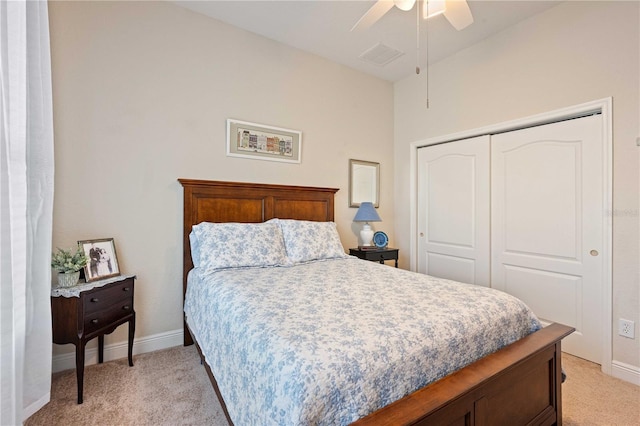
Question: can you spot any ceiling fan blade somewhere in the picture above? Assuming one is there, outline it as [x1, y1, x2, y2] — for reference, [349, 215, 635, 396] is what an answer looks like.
[443, 0, 474, 30]
[423, 0, 446, 19]
[350, 1, 395, 32]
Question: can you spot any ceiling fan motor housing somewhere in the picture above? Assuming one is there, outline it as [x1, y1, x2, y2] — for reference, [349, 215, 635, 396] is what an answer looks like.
[394, 0, 416, 12]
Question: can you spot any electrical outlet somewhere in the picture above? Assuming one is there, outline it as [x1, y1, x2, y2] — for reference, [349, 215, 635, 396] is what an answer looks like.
[619, 319, 635, 339]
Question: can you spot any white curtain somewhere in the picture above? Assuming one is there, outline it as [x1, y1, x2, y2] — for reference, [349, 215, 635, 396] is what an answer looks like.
[0, 0, 55, 423]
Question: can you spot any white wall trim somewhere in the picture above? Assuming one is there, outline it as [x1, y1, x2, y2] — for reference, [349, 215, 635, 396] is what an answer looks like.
[408, 144, 418, 272]
[611, 360, 640, 386]
[52, 329, 183, 373]
[409, 97, 614, 377]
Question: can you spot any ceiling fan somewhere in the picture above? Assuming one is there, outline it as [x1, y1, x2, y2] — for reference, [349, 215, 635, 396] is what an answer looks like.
[351, 0, 474, 32]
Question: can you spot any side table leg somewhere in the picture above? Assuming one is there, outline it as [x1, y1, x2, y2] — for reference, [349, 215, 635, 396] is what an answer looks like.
[98, 335, 104, 363]
[128, 313, 136, 367]
[75, 343, 85, 404]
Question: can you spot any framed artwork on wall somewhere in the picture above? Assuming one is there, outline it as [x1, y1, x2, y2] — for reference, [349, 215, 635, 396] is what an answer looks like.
[349, 159, 380, 207]
[226, 119, 302, 164]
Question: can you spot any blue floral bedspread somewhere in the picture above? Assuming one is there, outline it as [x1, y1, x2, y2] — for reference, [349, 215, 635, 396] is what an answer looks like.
[184, 257, 541, 425]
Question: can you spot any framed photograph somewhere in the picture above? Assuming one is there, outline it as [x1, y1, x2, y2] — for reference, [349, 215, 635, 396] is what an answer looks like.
[78, 238, 120, 282]
[226, 119, 302, 164]
[349, 159, 380, 207]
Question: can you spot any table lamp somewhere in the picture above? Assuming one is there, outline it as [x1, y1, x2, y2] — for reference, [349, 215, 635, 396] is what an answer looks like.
[353, 202, 382, 247]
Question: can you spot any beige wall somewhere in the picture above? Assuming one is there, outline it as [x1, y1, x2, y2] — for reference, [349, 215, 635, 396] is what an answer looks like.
[48, 1, 394, 357]
[394, 1, 639, 369]
[49, 0, 639, 376]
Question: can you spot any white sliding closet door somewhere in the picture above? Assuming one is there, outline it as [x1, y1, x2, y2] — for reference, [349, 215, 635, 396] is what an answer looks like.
[491, 115, 604, 363]
[417, 136, 490, 286]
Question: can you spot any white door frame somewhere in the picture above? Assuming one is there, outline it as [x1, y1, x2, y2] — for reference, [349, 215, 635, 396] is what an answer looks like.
[408, 97, 613, 375]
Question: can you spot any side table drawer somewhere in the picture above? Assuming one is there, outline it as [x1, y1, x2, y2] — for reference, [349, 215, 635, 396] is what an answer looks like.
[349, 248, 399, 267]
[84, 299, 134, 335]
[371, 251, 397, 261]
[84, 279, 134, 315]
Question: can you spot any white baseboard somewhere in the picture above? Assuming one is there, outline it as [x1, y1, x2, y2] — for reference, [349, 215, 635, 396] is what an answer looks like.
[52, 328, 183, 373]
[611, 360, 640, 386]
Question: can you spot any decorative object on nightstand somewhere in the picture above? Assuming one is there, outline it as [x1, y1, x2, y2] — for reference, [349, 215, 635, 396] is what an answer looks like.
[353, 201, 382, 247]
[51, 274, 136, 404]
[373, 231, 389, 248]
[78, 238, 121, 283]
[349, 247, 399, 267]
[51, 247, 88, 288]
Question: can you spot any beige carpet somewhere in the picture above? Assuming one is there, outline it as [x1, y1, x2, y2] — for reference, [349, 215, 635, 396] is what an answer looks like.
[562, 354, 640, 425]
[26, 346, 639, 425]
[25, 345, 225, 426]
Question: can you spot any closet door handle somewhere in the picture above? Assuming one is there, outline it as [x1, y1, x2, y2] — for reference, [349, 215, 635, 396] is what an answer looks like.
[590, 250, 599, 256]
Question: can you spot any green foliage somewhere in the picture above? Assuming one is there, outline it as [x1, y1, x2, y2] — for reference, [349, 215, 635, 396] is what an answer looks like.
[51, 247, 88, 273]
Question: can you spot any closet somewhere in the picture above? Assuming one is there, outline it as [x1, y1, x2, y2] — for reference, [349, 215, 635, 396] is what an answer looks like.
[417, 114, 605, 364]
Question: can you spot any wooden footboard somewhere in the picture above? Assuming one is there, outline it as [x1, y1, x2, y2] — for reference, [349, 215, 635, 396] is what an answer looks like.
[353, 323, 574, 426]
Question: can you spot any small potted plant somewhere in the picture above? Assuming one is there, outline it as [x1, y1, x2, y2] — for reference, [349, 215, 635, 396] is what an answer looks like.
[51, 247, 88, 288]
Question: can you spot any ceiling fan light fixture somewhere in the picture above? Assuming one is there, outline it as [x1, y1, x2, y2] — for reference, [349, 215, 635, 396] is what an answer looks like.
[423, 0, 446, 19]
[394, 0, 417, 12]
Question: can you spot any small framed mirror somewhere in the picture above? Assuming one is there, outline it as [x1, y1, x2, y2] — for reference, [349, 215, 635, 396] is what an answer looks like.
[349, 159, 380, 208]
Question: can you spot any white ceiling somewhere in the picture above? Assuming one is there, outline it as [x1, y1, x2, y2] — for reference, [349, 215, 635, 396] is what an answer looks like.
[175, 0, 562, 82]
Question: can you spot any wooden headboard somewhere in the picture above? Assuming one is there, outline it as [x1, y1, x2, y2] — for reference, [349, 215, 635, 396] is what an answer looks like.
[178, 179, 339, 345]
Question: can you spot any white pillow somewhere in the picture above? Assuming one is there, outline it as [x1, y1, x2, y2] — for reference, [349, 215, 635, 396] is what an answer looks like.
[189, 231, 201, 268]
[276, 219, 348, 264]
[190, 221, 288, 274]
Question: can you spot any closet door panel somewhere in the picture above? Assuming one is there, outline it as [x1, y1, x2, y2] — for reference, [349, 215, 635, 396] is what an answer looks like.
[491, 115, 604, 363]
[417, 136, 490, 287]
[501, 142, 579, 258]
[502, 265, 582, 330]
[426, 253, 476, 284]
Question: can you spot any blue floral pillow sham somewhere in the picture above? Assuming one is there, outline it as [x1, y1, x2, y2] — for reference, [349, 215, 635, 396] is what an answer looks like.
[191, 222, 288, 274]
[276, 219, 348, 264]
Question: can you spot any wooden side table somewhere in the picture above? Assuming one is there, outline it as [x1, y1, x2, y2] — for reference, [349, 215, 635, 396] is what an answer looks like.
[51, 274, 136, 404]
[349, 247, 399, 267]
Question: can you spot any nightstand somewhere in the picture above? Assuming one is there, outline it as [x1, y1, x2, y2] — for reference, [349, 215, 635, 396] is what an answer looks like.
[349, 247, 399, 267]
[51, 274, 136, 404]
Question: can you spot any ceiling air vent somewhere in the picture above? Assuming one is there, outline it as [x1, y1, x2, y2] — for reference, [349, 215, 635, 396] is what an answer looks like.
[359, 43, 404, 67]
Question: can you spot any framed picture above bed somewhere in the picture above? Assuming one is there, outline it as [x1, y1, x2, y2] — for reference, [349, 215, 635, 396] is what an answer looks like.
[349, 159, 380, 207]
[78, 238, 120, 282]
[226, 119, 302, 164]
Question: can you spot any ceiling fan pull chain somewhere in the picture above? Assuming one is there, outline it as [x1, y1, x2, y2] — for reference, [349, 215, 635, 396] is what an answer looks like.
[416, 1, 421, 75]
[425, 0, 430, 108]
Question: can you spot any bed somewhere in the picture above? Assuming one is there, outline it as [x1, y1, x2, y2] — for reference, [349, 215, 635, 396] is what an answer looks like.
[179, 178, 574, 426]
